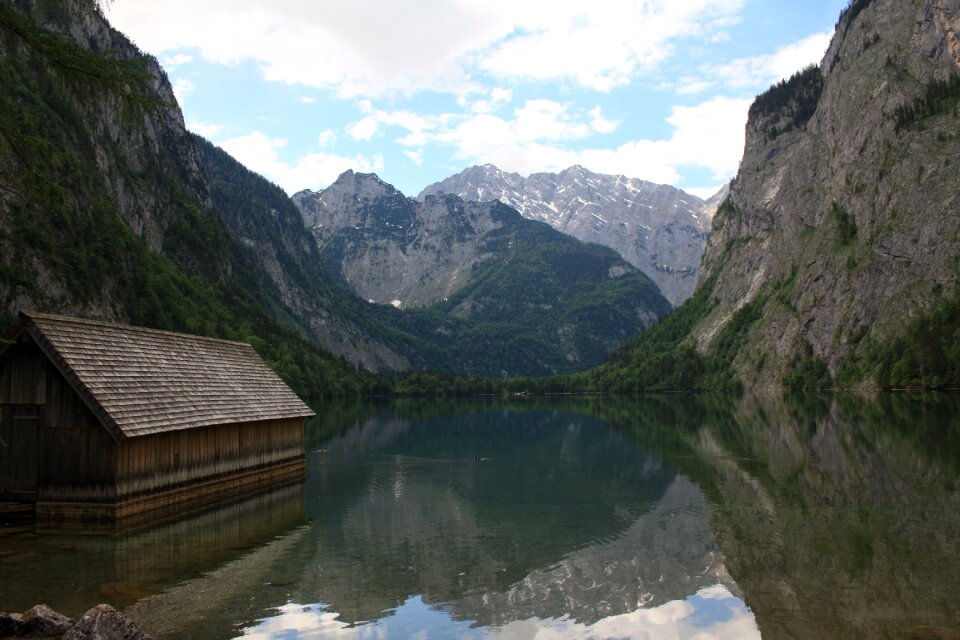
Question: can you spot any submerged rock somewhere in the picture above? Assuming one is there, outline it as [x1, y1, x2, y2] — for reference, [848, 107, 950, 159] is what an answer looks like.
[62, 605, 153, 640]
[0, 605, 151, 640]
[22, 604, 74, 636]
[0, 612, 24, 636]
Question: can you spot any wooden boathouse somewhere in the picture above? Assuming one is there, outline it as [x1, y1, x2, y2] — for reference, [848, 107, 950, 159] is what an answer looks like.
[0, 311, 315, 520]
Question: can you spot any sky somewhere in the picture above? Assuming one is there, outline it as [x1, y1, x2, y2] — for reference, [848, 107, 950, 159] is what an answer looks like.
[106, 1, 848, 199]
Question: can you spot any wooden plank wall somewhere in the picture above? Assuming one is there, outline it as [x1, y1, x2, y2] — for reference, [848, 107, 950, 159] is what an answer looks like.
[0, 342, 46, 498]
[36, 360, 117, 502]
[0, 340, 47, 404]
[114, 418, 305, 499]
[0, 405, 40, 497]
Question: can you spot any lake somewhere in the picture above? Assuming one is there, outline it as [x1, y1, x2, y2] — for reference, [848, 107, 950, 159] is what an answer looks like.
[1, 393, 958, 639]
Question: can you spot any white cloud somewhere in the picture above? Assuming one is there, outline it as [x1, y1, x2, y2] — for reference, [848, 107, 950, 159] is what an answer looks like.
[685, 183, 726, 200]
[663, 95, 750, 179]
[300, 96, 316, 104]
[480, 0, 748, 91]
[161, 53, 193, 69]
[512, 100, 590, 141]
[107, 0, 748, 98]
[186, 118, 223, 139]
[317, 129, 337, 148]
[676, 76, 716, 95]
[345, 116, 380, 141]
[589, 106, 621, 134]
[469, 87, 513, 114]
[218, 131, 383, 193]
[382, 95, 749, 186]
[711, 30, 833, 90]
[172, 78, 195, 101]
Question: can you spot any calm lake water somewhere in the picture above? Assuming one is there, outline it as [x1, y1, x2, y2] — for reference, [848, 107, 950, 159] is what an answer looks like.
[1, 394, 959, 639]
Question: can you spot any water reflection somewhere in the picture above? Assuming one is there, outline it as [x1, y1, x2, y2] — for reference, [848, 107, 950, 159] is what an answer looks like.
[0, 483, 306, 617]
[235, 406, 752, 638]
[601, 392, 960, 639]
[2, 394, 958, 639]
[239, 585, 756, 639]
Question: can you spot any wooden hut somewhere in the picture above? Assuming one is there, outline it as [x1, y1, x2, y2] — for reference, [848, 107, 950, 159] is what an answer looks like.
[0, 311, 315, 520]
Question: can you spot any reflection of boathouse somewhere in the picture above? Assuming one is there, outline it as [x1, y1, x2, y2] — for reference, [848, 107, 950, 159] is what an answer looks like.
[0, 311, 314, 520]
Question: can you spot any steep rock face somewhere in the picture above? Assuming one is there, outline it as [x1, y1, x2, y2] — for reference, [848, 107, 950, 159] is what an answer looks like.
[694, 0, 960, 387]
[420, 164, 718, 307]
[0, 0, 209, 321]
[295, 171, 511, 308]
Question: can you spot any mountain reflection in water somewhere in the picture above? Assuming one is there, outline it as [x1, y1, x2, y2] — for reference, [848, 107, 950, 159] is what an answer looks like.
[2, 394, 958, 639]
[234, 405, 756, 639]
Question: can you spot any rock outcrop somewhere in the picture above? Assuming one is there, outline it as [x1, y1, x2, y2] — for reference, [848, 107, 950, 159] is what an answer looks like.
[0, 604, 151, 640]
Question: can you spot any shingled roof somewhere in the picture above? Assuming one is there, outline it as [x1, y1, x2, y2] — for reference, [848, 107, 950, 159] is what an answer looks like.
[15, 311, 315, 441]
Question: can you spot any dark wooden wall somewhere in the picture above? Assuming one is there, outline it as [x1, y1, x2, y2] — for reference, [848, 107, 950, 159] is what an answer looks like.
[0, 340, 47, 498]
[0, 339, 47, 404]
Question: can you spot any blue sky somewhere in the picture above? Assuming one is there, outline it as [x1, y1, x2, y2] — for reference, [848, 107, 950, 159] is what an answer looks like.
[107, 1, 847, 199]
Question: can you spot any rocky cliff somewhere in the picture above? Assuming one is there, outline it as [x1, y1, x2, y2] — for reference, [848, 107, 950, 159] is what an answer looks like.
[295, 171, 515, 308]
[601, 0, 960, 390]
[420, 164, 718, 307]
[703, 0, 960, 388]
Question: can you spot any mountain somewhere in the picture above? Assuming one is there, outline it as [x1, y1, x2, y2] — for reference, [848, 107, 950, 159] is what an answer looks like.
[294, 172, 672, 376]
[591, 0, 960, 391]
[0, 1, 672, 383]
[0, 0, 421, 392]
[419, 164, 719, 307]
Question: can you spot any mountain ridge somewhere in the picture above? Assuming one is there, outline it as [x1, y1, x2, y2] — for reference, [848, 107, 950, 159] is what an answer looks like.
[420, 164, 721, 307]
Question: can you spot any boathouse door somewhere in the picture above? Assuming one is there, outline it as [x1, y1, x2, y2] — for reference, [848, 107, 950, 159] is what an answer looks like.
[0, 405, 41, 500]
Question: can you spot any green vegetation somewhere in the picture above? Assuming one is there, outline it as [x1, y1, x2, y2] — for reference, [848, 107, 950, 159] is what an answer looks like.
[750, 65, 823, 140]
[836, 0, 875, 32]
[837, 285, 960, 389]
[783, 342, 833, 390]
[893, 74, 960, 132]
[580, 273, 730, 392]
[0, 3, 157, 111]
[422, 217, 671, 377]
[830, 202, 858, 247]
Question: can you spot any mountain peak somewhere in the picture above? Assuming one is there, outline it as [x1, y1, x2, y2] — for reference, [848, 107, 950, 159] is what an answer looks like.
[563, 164, 590, 176]
[326, 169, 404, 201]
